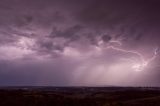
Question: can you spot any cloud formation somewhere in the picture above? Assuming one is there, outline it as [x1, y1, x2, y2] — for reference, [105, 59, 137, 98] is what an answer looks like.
[0, 0, 160, 86]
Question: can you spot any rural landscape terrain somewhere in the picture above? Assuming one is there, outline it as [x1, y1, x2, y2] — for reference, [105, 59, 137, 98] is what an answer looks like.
[0, 87, 160, 106]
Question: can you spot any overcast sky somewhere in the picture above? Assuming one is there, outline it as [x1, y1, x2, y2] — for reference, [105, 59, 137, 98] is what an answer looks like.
[0, 0, 160, 86]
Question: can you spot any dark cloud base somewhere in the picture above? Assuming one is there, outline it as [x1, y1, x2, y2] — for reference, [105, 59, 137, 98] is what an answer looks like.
[0, 0, 160, 86]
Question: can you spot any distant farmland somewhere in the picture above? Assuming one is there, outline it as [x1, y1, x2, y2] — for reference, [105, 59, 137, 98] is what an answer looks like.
[0, 87, 160, 106]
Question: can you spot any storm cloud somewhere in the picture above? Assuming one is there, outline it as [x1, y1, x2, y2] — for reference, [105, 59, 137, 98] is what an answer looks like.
[0, 0, 160, 86]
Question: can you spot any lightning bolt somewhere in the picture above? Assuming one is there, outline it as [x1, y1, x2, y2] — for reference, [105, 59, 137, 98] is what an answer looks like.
[97, 40, 159, 71]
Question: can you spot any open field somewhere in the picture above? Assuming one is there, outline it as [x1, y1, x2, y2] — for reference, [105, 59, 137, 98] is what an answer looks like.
[0, 87, 160, 106]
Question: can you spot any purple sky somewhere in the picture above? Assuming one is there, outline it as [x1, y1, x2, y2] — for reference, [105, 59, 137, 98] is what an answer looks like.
[0, 0, 160, 86]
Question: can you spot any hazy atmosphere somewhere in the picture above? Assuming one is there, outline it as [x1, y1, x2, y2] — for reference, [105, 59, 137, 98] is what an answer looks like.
[0, 0, 160, 86]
